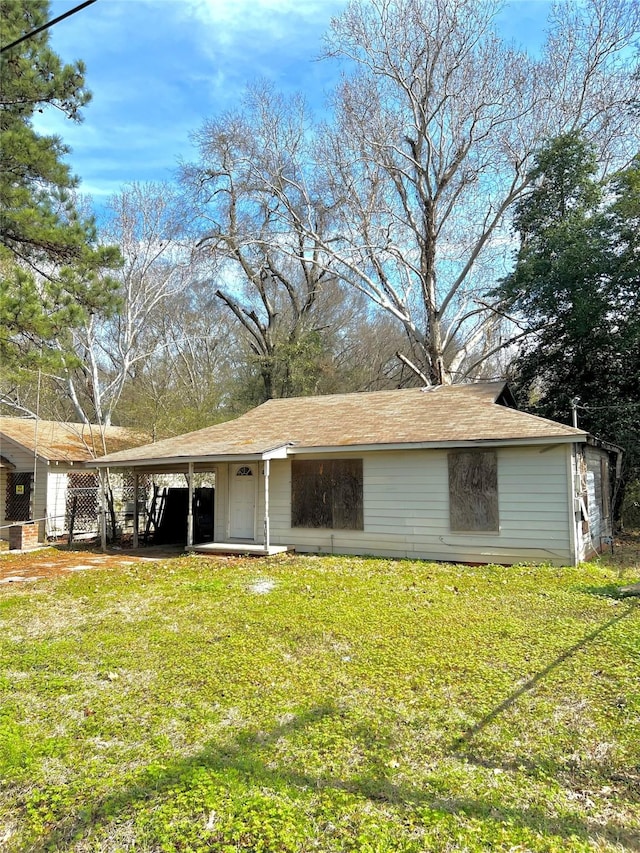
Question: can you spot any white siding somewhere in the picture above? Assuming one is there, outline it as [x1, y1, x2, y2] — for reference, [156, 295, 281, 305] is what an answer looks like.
[0, 437, 48, 541]
[0, 434, 108, 542]
[214, 465, 229, 542]
[265, 445, 574, 566]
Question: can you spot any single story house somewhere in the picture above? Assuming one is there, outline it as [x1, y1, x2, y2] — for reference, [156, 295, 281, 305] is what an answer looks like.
[93, 382, 619, 566]
[0, 418, 146, 544]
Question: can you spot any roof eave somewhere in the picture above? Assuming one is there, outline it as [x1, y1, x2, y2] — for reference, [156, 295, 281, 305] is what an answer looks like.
[586, 435, 624, 455]
[0, 431, 58, 463]
[286, 435, 587, 454]
[89, 443, 290, 469]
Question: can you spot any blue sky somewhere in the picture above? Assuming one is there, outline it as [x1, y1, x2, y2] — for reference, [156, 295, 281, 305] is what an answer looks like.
[37, 0, 553, 201]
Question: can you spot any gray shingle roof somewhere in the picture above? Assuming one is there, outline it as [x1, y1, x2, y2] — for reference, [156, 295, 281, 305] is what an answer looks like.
[95, 382, 585, 467]
[0, 419, 148, 463]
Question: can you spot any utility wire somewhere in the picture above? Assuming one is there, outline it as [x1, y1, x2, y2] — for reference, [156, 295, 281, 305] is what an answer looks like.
[578, 402, 640, 411]
[1, 0, 98, 54]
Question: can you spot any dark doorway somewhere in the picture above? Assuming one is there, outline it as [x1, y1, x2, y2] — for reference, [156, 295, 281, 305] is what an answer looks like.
[154, 487, 214, 545]
[6, 472, 32, 521]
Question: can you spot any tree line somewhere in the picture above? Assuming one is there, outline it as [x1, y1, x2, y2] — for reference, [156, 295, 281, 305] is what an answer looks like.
[1, 0, 639, 493]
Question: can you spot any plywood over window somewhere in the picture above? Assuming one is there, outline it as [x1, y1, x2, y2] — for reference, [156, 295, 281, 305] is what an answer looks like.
[292, 459, 363, 530]
[448, 450, 499, 532]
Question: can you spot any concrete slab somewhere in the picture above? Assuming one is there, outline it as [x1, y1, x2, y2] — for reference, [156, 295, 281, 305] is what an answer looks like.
[0, 576, 42, 584]
[189, 542, 290, 556]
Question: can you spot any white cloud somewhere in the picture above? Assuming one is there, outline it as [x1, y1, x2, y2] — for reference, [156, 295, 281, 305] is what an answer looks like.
[178, 0, 341, 31]
[174, 0, 344, 64]
[34, 0, 551, 203]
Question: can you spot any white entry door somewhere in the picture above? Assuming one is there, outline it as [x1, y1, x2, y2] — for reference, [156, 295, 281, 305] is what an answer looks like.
[229, 465, 256, 539]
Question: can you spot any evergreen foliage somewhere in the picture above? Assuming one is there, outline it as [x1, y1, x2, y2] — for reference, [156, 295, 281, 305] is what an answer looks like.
[499, 134, 640, 496]
[0, 0, 120, 379]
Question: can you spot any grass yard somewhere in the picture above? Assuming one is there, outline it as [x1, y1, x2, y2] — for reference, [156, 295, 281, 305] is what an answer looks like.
[0, 549, 638, 852]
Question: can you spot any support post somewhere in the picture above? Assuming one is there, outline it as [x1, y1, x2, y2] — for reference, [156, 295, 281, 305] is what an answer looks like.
[263, 459, 270, 552]
[99, 468, 107, 552]
[187, 462, 194, 548]
[132, 472, 139, 549]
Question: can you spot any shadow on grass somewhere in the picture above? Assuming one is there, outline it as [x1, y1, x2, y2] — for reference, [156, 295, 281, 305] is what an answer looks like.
[447, 600, 639, 848]
[36, 688, 639, 852]
[576, 580, 640, 599]
[576, 583, 628, 599]
[452, 600, 638, 750]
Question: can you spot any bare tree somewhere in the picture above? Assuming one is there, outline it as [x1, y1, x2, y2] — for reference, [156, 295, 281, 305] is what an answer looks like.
[115, 279, 238, 436]
[182, 83, 357, 401]
[57, 182, 196, 427]
[264, 0, 639, 385]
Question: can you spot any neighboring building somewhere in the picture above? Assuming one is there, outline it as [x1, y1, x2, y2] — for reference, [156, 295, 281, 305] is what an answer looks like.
[0, 418, 146, 544]
[93, 383, 619, 566]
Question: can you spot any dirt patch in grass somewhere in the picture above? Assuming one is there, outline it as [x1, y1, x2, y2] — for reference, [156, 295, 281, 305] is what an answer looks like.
[0, 545, 184, 583]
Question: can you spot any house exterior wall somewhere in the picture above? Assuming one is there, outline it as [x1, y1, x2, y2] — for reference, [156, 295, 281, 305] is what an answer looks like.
[257, 444, 574, 566]
[0, 437, 49, 542]
[0, 434, 111, 543]
[215, 465, 230, 542]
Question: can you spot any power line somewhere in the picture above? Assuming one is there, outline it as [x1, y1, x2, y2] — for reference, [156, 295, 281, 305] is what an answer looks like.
[1, 0, 98, 55]
[579, 402, 640, 412]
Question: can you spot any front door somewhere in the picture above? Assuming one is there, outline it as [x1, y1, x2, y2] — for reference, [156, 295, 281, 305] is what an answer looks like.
[229, 465, 255, 539]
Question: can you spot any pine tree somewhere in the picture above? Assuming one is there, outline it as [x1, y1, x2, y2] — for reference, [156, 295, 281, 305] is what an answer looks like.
[0, 0, 119, 379]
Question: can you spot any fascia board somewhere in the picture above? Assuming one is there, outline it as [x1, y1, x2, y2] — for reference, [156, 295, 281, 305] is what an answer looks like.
[285, 435, 587, 455]
[89, 445, 291, 470]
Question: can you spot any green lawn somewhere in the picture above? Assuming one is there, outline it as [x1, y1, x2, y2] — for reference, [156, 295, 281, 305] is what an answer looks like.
[1, 551, 638, 852]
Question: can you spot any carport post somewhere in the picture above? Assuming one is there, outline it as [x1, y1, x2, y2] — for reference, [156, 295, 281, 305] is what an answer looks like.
[132, 472, 139, 549]
[99, 468, 107, 552]
[187, 462, 194, 548]
[263, 459, 270, 551]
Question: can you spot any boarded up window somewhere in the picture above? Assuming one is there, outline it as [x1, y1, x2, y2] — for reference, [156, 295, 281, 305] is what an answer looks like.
[292, 459, 363, 530]
[448, 451, 499, 532]
[6, 472, 32, 521]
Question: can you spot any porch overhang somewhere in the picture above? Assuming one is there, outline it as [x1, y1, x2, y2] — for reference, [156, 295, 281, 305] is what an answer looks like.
[88, 443, 291, 472]
[91, 444, 290, 554]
